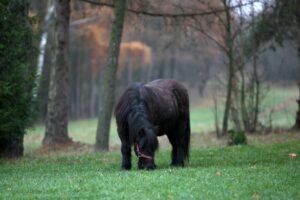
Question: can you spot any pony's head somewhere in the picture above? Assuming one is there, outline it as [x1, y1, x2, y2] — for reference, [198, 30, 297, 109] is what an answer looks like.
[134, 127, 159, 170]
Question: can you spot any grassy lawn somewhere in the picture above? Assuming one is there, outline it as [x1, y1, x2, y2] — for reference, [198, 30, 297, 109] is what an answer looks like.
[3, 86, 300, 199]
[1, 141, 299, 199]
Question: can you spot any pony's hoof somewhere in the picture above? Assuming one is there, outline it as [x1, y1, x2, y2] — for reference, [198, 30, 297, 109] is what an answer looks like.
[138, 163, 156, 170]
[138, 158, 156, 170]
[146, 164, 156, 170]
[171, 162, 184, 167]
[121, 164, 131, 170]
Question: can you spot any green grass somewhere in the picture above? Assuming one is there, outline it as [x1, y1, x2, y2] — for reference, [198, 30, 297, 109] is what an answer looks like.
[4, 86, 298, 199]
[1, 141, 299, 199]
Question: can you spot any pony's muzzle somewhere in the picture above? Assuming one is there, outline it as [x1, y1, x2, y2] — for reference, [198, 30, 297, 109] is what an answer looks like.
[138, 159, 156, 170]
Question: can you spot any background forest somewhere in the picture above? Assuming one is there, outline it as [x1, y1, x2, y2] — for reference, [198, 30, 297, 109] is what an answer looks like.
[35, 0, 299, 122]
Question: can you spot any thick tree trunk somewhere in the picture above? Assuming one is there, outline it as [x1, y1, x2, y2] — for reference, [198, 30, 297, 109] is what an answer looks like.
[95, 0, 127, 151]
[43, 0, 72, 146]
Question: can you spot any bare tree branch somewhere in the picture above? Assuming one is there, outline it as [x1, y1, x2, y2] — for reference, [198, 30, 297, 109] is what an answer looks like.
[77, 0, 261, 18]
[70, 15, 101, 28]
[189, 16, 229, 54]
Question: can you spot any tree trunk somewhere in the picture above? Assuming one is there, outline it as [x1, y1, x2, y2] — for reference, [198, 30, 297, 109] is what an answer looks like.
[43, 0, 72, 146]
[95, 0, 127, 151]
[252, 51, 260, 132]
[293, 45, 300, 129]
[294, 81, 300, 129]
[36, 1, 54, 122]
[221, 0, 234, 136]
[36, 0, 54, 88]
[240, 57, 248, 130]
[88, 61, 93, 118]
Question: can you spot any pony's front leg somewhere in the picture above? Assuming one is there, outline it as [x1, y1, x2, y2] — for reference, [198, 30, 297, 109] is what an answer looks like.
[121, 141, 132, 170]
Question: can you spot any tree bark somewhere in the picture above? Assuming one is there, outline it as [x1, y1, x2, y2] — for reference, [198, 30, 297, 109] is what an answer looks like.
[293, 45, 300, 129]
[95, 0, 127, 151]
[36, 0, 54, 87]
[43, 0, 72, 146]
[252, 51, 260, 132]
[221, 0, 234, 136]
[294, 81, 300, 129]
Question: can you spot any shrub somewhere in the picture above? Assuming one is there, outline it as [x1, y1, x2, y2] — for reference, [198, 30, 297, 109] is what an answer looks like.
[227, 129, 247, 145]
[0, 0, 36, 158]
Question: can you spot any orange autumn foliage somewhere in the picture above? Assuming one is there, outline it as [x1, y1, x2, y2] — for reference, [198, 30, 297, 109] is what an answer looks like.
[71, 5, 152, 77]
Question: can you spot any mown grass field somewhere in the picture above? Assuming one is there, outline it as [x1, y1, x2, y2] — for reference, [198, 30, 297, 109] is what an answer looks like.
[1, 142, 299, 199]
[1, 86, 299, 199]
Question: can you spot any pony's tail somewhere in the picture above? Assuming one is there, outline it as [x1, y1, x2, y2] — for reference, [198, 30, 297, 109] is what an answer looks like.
[184, 114, 191, 161]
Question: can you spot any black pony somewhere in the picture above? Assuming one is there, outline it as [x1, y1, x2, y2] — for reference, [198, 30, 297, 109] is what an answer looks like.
[115, 79, 190, 170]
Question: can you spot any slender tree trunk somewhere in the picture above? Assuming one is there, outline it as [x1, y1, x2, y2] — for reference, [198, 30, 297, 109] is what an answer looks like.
[169, 49, 176, 79]
[240, 59, 248, 130]
[36, 0, 54, 87]
[43, 0, 72, 146]
[213, 95, 221, 137]
[252, 51, 260, 132]
[95, 0, 127, 151]
[88, 63, 93, 118]
[294, 81, 300, 129]
[35, 1, 54, 122]
[221, 0, 234, 136]
[293, 44, 300, 129]
[95, 70, 102, 118]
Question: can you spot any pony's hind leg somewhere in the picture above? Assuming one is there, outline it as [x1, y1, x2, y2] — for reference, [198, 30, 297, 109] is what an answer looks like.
[168, 122, 187, 167]
[167, 132, 184, 167]
[174, 141, 185, 167]
[121, 140, 132, 170]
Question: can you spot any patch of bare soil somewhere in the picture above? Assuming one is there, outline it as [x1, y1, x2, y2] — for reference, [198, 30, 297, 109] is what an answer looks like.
[31, 142, 94, 157]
